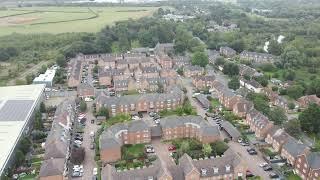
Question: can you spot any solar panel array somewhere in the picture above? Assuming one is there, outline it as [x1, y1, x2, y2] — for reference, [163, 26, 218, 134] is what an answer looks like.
[0, 100, 34, 122]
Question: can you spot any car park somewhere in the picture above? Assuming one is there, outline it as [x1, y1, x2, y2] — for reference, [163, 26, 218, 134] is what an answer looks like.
[74, 136, 83, 141]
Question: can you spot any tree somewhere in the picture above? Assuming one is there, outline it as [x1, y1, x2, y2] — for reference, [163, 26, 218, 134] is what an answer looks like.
[211, 141, 228, 156]
[71, 147, 85, 164]
[176, 67, 183, 75]
[97, 107, 109, 119]
[180, 141, 190, 154]
[223, 62, 239, 76]
[157, 82, 164, 93]
[34, 111, 43, 130]
[307, 79, 320, 97]
[56, 53, 66, 67]
[299, 103, 320, 135]
[19, 137, 31, 154]
[287, 85, 305, 99]
[288, 102, 295, 110]
[280, 46, 302, 68]
[268, 108, 287, 125]
[283, 69, 296, 81]
[202, 143, 212, 157]
[191, 51, 209, 67]
[80, 100, 87, 112]
[268, 40, 283, 56]
[215, 57, 225, 66]
[14, 150, 25, 167]
[40, 102, 46, 113]
[254, 76, 268, 87]
[228, 77, 240, 90]
[284, 119, 302, 138]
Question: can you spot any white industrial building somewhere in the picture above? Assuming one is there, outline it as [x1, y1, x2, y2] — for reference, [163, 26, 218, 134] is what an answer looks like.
[0, 84, 45, 176]
[33, 69, 56, 87]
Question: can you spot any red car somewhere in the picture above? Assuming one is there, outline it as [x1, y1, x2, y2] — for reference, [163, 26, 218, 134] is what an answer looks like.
[168, 145, 176, 151]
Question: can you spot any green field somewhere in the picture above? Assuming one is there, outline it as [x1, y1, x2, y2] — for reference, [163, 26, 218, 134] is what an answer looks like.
[0, 6, 158, 36]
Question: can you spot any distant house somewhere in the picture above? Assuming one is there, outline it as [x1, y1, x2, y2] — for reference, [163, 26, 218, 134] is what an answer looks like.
[183, 65, 204, 78]
[192, 75, 216, 90]
[239, 78, 263, 93]
[207, 50, 222, 64]
[77, 83, 95, 98]
[220, 47, 236, 58]
[172, 56, 191, 68]
[297, 95, 320, 109]
[232, 99, 254, 118]
[240, 51, 274, 64]
[238, 64, 263, 78]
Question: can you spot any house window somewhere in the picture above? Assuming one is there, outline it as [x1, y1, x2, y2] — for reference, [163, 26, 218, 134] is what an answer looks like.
[315, 173, 318, 177]
[304, 164, 307, 168]
[137, 134, 140, 138]
[298, 158, 301, 163]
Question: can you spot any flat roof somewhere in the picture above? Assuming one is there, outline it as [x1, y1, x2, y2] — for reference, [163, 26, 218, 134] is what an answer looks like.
[0, 84, 45, 176]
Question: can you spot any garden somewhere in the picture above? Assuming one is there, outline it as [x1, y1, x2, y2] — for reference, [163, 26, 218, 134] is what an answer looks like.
[114, 144, 156, 170]
[169, 138, 229, 163]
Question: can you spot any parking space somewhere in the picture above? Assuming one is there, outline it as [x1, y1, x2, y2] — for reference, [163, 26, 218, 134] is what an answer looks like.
[70, 102, 99, 180]
[151, 139, 176, 167]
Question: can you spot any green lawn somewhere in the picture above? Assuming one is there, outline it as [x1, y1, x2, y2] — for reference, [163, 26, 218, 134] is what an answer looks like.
[210, 98, 220, 108]
[19, 174, 37, 180]
[0, 6, 158, 36]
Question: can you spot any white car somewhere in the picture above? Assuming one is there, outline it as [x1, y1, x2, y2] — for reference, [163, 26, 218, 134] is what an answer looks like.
[132, 116, 140, 120]
[259, 162, 268, 168]
[93, 168, 98, 175]
[85, 97, 93, 102]
[74, 140, 82, 145]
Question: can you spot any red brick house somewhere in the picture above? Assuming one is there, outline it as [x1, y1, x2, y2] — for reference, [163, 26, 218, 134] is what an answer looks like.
[77, 83, 95, 98]
[192, 75, 216, 90]
[295, 152, 320, 180]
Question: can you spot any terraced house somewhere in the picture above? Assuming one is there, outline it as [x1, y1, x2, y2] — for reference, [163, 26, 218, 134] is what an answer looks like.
[102, 148, 246, 180]
[192, 75, 216, 90]
[160, 116, 221, 143]
[96, 87, 184, 116]
[100, 120, 151, 163]
[240, 51, 275, 64]
[39, 100, 74, 180]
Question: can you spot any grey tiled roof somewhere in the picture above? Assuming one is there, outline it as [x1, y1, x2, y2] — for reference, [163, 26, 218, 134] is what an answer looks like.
[282, 137, 308, 158]
[306, 152, 320, 169]
[221, 121, 241, 139]
[0, 100, 34, 122]
[39, 158, 65, 177]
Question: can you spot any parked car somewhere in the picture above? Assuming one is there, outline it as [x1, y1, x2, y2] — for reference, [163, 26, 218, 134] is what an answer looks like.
[74, 137, 83, 141]
[149, 112, 157, 117]
[132, 116, 140, 120]
[93, 168, 98, 176]
[263, 165, 273, 171]
[259, 163, 268, 168]
[269, 172, 279, 179]
[72, 171, 82, 177]
[145, 145, 155, 153]
[90, 143, 95, 150]
[168, 145, 176, 151]
[246, 170, 254, 177]
[153, 115, 160, 120]
[74, 140, 82, 145]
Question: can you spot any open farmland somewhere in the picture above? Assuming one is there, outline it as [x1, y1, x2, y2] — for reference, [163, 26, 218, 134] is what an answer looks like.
[0, 6, 158, 36]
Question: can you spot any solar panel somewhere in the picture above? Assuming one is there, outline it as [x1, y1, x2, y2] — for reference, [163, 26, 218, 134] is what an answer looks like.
[0, 100, 34, 122]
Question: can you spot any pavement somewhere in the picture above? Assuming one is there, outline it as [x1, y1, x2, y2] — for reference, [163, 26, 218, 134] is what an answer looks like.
[71, 102, 99, 180]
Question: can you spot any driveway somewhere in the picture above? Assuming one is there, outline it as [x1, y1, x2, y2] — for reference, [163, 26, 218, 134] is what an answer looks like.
[180, 77, 207, 118]
[152, 139, 176, 168]
[72, 102, 99, 180]
[228, 141, 271, 180]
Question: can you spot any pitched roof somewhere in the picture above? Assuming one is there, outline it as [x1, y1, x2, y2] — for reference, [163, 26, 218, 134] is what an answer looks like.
[282, 137, 308, 158]
[306, 152, 320, 169]
[39, 158, 65, 177]
[221, 121, 241, 139]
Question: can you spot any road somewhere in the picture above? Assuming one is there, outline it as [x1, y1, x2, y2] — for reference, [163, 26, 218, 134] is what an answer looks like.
[228, 142, 272, 180]
[72, 102, 99, 180]
[180, 77, 207, 118]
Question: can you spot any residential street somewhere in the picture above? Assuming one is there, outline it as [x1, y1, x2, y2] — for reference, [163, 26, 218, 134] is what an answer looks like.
[180, 77, 207, 117]
[228, 141, 271, 180]
[72, 102, 99, 180]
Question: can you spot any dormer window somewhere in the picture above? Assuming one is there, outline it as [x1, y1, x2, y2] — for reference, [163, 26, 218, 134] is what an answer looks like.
[213, 167, 219, 174]
[225, 164, 231, 173]
[201, 168, 207, 176]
